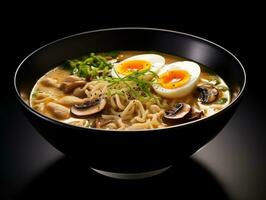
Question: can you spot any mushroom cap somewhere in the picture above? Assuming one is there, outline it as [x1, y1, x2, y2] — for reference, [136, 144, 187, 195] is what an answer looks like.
[46, 102, 70, 119]
[188, 107, 203, 121]
[198, 85, 219, 103]
[73, 87, 87, 98]
[58, 96, 85, 106]
[60, 80, 87, 93]
[71, 98, 107, 117]
[164, 103, 191, 120]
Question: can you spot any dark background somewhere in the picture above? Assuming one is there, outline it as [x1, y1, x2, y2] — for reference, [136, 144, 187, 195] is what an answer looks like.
[1, 5, 265, 200]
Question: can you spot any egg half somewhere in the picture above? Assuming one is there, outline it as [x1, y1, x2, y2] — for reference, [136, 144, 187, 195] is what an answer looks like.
[153, 61, 201, 98]
[111, 54, 165, 78]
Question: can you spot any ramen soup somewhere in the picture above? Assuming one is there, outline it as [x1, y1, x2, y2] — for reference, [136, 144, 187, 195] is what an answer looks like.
[30, 51, 230, 130]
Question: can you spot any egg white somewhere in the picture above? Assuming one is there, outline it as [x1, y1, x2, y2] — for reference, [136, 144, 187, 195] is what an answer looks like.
[111, 54, 165, 78]
[153, 61, 201, 98]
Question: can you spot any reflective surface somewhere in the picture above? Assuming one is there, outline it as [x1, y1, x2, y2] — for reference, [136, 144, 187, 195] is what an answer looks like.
[14, 158, 230, 199]
[1, 92, 266, 200]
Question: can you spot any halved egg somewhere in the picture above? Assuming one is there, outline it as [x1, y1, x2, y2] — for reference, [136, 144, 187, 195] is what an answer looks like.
[153, 61, 201, 98]
[111, 54, 165, 78]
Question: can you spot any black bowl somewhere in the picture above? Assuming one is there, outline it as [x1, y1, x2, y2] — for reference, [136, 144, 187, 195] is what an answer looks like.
[14, 28, 246, 178]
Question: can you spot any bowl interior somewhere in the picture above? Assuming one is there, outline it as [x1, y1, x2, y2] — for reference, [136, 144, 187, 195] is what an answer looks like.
[15, 28, 245, 106]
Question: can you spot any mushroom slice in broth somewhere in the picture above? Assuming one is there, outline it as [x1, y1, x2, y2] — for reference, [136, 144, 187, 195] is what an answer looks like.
[71, 98, 107, 117]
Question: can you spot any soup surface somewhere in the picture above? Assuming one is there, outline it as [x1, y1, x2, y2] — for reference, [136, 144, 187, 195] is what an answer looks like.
[30, 51, 230, 130]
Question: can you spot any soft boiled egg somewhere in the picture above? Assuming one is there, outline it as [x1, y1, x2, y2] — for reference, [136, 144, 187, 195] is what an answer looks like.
[111, 54, 165, 78]
[153, 61, 201, 98]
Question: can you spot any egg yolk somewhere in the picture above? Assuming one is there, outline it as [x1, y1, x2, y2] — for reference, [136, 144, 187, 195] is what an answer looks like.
[116, 60, 151, 75]
[159, 70, 191, 89]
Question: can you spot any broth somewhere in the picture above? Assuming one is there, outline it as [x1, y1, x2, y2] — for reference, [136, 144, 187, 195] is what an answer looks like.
[29, 51, 230, 130]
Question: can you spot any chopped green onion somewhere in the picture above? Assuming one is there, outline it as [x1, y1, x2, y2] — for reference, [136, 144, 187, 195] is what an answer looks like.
[62, 52, 113, 79]
[217, 85, 229, 91]
[216, 98, 228, 104]
[101, 68, 159, 101]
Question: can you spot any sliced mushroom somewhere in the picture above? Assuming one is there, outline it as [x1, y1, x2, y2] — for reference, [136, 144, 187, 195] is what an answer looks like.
[197, 85, 219, 104]
[188, 107, 203, 121]
[60, 80, 87, 93]
[164, 103, 191, 120]
[58, 96, 85, 106]
[73, 87, 87, 98]
[40, 78, 60, 88]
[46, 102, 70, 119]
[64, 75, 84, 82]
[71, 98, 107, 116]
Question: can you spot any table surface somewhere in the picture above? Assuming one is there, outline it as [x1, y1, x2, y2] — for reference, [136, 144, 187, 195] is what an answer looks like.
[1, 90, 266, 200]
[2, 12, 265, 199]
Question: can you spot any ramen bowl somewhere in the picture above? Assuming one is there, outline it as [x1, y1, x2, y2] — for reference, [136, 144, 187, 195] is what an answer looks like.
[14, 28, 246, 179]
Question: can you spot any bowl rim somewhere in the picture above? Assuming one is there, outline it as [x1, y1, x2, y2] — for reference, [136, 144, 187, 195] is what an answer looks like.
[14, 27, 247, 133]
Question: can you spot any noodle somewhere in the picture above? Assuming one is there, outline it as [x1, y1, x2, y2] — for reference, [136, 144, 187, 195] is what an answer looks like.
[29, 51, 231, 130]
